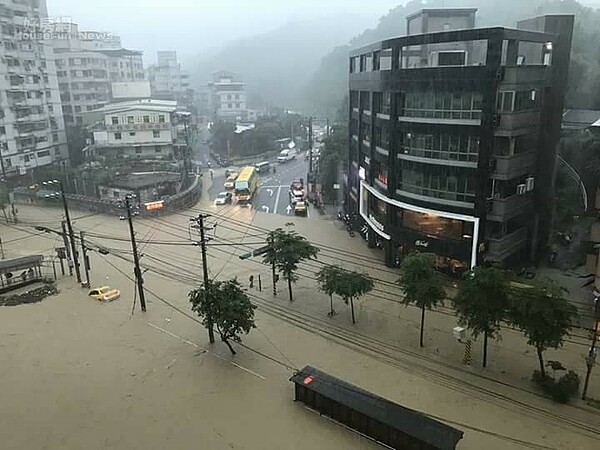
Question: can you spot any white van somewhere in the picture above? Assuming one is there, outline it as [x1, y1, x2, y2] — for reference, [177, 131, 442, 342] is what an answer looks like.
[277, 149, 297, 163]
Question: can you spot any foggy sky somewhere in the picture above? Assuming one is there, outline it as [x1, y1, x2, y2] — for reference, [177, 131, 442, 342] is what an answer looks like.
[47, 0, 402, 65]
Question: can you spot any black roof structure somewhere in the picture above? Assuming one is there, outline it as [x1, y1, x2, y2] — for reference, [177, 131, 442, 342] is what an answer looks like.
[291, 366, 464, 450]
[0, 255, 43, 275]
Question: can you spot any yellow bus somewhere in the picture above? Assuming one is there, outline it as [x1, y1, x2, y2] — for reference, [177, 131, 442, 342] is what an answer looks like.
[234, 166, 259, 204]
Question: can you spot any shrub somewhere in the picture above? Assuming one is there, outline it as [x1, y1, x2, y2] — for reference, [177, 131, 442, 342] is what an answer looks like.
[532, 369, 580, 404]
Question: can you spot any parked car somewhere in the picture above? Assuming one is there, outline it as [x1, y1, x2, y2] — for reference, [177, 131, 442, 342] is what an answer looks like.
[88, 286, 121, 302]
[277, 149, 297, 163]
[255, 161, 271, 173]
[224, 172, 239, 190]
[294, 201, 307, 216]
[214, 191, 233, 205]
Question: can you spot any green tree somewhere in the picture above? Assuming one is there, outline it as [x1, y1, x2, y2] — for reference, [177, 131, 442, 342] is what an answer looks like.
[397, 253, 446, 347]
[263, 227, 319, 302]
[452, 267, 511, 368]
[316, 265, 373, 324]
[508, 279, 578, 378]
[319, 122, 348, 203]
[189, 279, 257, 355]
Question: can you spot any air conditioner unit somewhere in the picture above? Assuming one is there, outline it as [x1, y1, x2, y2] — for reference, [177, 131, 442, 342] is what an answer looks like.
[517, 184, 527, 195]
[526, 177, 535, 192]
[495, 67, 505, 81]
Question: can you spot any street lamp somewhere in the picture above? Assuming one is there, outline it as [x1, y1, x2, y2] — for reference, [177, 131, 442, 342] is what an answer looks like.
[42, 179, 81, 284]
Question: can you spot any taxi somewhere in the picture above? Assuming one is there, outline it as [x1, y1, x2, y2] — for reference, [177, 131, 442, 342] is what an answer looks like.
[88, 286, 121, 302]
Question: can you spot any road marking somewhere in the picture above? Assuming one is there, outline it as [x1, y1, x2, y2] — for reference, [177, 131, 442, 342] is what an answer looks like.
[286, 204, 292, 215]
[260, 185, 280, 189]
[261, 205, 270, 213]
[273, 186, 282, 215]
[147, 322, 265, 380]
[306, 205, 310, 218]
[266, 189, 273, 197]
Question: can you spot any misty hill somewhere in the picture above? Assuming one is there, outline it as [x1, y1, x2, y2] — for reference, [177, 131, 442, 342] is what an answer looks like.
[190, 13, 378, 110]
[305, 0, 600, 117]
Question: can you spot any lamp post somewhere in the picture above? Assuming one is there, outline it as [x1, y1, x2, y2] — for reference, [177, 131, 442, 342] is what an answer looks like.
[42, 179, 81, 284]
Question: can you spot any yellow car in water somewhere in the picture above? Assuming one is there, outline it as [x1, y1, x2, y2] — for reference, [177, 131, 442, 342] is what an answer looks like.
[88, 286, 121, 302]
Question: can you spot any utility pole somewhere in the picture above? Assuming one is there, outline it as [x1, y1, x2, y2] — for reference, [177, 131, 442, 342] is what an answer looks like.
[61, 220, 73, 276]
[193, 213, 215, 343]
[0, 237, 4, 259]
[80, 231, 90, 288]
[308, 116, 313, 174]
[326, 118, 330, 136]
[44, 179, 81, 283]
[124, 195, 147, 312]
[582, 299, 600, 400]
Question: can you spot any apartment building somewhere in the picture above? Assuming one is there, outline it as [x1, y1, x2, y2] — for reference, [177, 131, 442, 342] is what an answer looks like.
[347, 9, 574, 273]
[49, 24, 144, 126]
[90, 99, 179, 160]
[209, 71, 247, 122]
[0, 0, 68, 177]
[147, 51, 192, 105]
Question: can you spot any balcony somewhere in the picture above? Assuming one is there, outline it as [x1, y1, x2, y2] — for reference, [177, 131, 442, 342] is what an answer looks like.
[487, 193, 533, 221]
[486, 227, 528, 261]
[495, 111, 540, 135]
[491, 151, 536, 180]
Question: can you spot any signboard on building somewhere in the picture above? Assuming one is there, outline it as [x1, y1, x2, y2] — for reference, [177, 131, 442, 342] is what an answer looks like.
[144, 200, 165, 211]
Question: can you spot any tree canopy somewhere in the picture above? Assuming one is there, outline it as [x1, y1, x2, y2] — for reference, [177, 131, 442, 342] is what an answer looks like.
[397, 253, 446, 347]
[316, 265, 374, 323]
[508, 279, 578, 377]
[452, 267, 512, 367]
[263, 227, 319, 301]
[189, 278, 257, 355]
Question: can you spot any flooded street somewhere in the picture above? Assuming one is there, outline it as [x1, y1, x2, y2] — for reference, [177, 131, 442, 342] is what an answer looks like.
[0, 203, 599, 449]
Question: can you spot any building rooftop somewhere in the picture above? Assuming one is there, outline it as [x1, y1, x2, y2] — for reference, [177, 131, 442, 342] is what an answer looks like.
[95, 48, 143, 57]
[107, 172, 181, 190]
[406, 8, 478, 21]
[94, 99, 178, 115]
[562, 109, 600, 131]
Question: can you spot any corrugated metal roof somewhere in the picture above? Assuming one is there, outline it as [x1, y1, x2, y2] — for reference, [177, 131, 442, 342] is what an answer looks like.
[562, 109, 600, 129]
[291, 366, 463, 450]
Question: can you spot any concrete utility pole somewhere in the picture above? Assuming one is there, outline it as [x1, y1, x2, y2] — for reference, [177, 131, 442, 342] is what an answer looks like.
[124, 195, 147, 312]
[60, 220, 73, 276]
[193, 214, 215, 344]
[58, 181, 81, 284]
[582, 299, 600, 400]
[308, 116, 313, 174]
[80, 231, 90, 288]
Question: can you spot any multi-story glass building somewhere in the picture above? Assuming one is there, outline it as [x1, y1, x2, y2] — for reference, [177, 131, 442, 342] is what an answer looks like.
[347, 9, 574, 274]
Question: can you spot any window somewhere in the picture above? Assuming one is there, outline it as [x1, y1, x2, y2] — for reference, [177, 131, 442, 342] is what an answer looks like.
[158, 115, 165, 123]
[48, 105, 53, 112]
[438, 51, 466, 66]
[497, 91, 515, 112]
[111, 116, 119, 125]
[129, 132, 136, 136]
[153, 130, 160, 138]
[0, 126, 5, 135]
[155, 146, 162, 152]
[143, 115, 150, 123]
[114, 132, 122, 140]
[372, 51, 380, 71]
[228, 103, 232, 108]
[235, 103, 240, 109]
[74, 106, 81, 113]
[514, 90, 540, 111]
[135, 147, 142, 154]
[37, 150, 50, 158]
[350, 56, 357, 73]
[52, 132, 59, 142]
[380, 49, 393, 71]
[127, 116, 134, 124]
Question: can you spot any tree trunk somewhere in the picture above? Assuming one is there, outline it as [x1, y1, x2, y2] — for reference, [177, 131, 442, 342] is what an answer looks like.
[223, 338, 236, 355]
[537, 346, 545, 378]
[272, 262, 277, 296]
[483, 329, 488, 368]
[329, 294, 334, 316]
[287, 276, 293, 301]
[350, 297, 356, 324]
[419, 305, 425, 348]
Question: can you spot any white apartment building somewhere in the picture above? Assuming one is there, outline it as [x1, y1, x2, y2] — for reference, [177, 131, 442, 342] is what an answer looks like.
[147, 51, 191, 105]
[209, 71, 247, 122]
[0, 0, 68, 177]
[91, 99, 179, 160]
[50, 23, 145, 125]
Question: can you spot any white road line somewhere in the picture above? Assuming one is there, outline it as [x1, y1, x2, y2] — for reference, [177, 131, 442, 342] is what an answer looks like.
[147, 322, 266, 380]
[306, 204, 310, 218]
[273, 186, 282, 215]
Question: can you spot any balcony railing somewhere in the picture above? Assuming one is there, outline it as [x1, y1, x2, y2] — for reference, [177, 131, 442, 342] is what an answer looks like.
[487, 193, 532, 221]
[106, 122, 170, 131]
[486, 227, 528, 261]
[492, 151, 536, 180]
